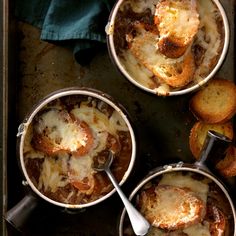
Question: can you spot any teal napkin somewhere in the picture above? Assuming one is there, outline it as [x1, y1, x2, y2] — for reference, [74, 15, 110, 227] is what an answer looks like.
[15, 0, 115, 65]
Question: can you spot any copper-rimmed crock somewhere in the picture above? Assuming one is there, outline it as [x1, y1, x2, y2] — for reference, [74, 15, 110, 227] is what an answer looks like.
[6, 87, 136, 230]
[119, 131, 236, 235]
[106, 0, 230, 96]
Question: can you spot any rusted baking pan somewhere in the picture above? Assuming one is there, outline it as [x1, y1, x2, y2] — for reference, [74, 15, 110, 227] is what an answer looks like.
[1, 0, 235, 235]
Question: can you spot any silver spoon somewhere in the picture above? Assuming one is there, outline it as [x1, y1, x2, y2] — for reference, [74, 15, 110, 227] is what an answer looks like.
[93, 151, 150, 236]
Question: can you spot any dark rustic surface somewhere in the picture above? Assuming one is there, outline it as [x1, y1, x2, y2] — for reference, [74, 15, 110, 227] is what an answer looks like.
[0, 0, 3, 234]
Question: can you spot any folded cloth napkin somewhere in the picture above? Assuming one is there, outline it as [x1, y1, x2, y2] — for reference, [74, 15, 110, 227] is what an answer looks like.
[15, 0, 115, 65]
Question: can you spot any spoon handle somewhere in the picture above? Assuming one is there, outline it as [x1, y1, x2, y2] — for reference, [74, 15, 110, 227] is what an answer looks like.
[106, 169, 150, 236]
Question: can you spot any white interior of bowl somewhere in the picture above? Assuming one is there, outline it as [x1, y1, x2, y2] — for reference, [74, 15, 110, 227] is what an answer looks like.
[107, 0, 230, 96]
[19, 88, 136, 208]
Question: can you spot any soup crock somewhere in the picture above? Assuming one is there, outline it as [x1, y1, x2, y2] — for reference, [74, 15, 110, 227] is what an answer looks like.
[6, 87, 137, 230]
[119, 131, 236, 235]
[107, 0, 230, 96]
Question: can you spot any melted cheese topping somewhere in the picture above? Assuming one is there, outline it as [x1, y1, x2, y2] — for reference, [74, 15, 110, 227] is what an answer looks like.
[71, 104, 128, 136]
[69, 155, 94, 181]
[159, 172, 209, 203]
[141, 172, 211, 235]
[183, 223, 211, 236]
[120, 51, 157, 89]
[38, 153, 69, 192]
[148, 186, 204, 229]
[24, 99, 131, 198]
[118, 0, 224, 94]
[38, 109, 88, 151]
[155, 0, 199, 44]
[194, 0, 222, 80]
[146, 223, 211, 236]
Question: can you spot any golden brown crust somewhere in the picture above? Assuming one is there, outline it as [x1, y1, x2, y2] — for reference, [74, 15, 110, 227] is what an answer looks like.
[216, 145, 236, 177]
[189, 79, 236, 124]
[128, 24, 196, 88]
[138, 185, 205, 230]
[157, 36, 188, 58]
[207, 204, 228, 236]
[189, 121, 234, 159]
[154, 0, 199, 58]
[32, 109, 94, 156]
[153, 50, 195, 88]
[32, 133, 63, 156]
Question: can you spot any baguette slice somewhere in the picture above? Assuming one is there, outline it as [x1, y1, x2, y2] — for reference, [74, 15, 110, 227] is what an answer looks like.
[206, 204, 228, 236]
[189, 121, 234, 159]
[190, 79, 236, 124]
[154, 0, 199, 58]
[32, 109, 94, 156]
[128, 24, 195, 88]
[138, 185, 205, 230]
[216, 145, 236, 177]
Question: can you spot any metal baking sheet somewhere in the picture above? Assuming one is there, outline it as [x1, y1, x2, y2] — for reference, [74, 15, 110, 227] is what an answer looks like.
[1, 0, 235, 235]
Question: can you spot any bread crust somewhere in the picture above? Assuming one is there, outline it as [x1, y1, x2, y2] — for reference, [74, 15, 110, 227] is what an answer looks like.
[189, 79, 236, 124]
[32, 109, 94, 156]
[157, 36, 188, 58]
[207, 204, 228, 236]
[154, 0, 199, 58]
[216, 145, 236, 177]
[189, 121, 234, 159]
[128, 24, 196, 88]
[138, 185, 205, 230]
[153, 50, 195, 88]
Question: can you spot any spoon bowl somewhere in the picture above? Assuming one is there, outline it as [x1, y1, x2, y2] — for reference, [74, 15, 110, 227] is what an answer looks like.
[93, 150, 114, 172]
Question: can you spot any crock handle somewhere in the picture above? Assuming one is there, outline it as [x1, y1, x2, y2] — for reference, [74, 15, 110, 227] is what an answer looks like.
[195, 130, 232, 168]
[4, 194, 38, 232]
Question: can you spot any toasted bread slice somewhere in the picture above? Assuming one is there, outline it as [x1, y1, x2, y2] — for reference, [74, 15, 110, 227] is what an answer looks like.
[216, 145, 236, 177]
[189, 121, 234, 159]
[206, 204, 228, 236]
[138, 185, 205, 230]
[190, 79, 236, 124]
[154, 0, 199, 58]
[32, 109, 94, 156]
[128, 24, 196, 88]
